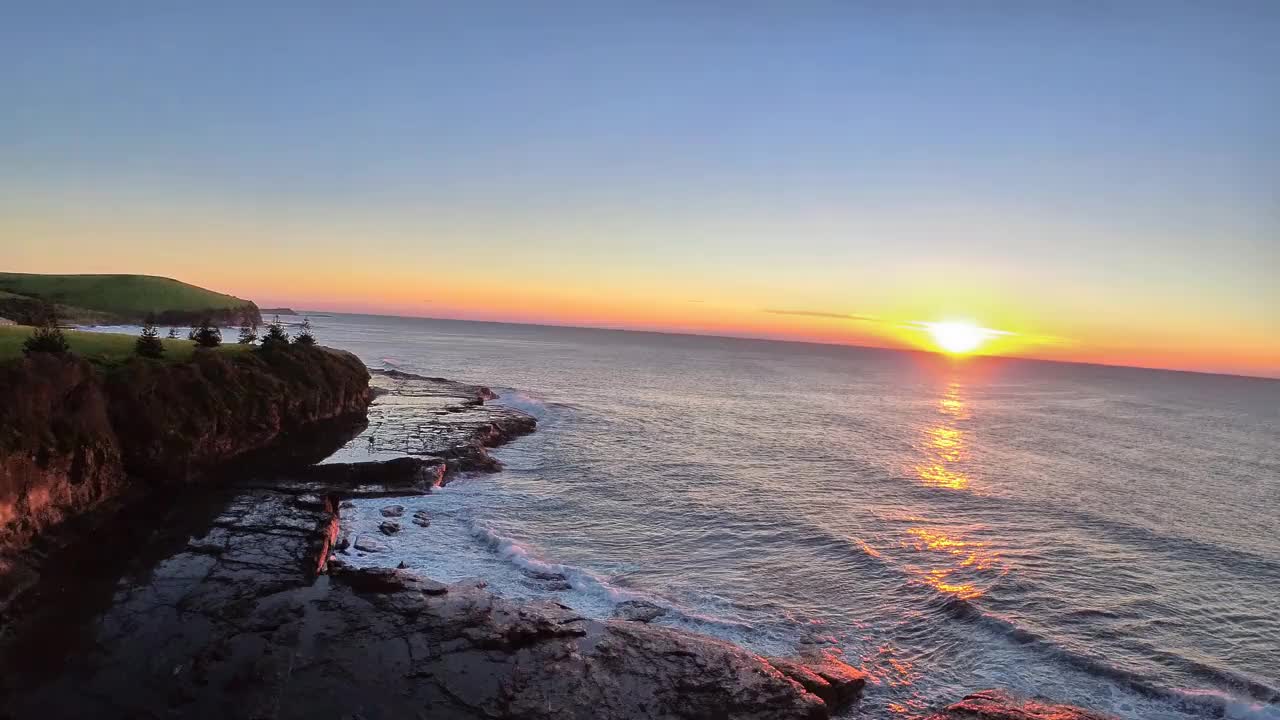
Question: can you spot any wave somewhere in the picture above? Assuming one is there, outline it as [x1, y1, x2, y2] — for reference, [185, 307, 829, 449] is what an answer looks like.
[468, 521, 759, 636]
[931, 593, 1280, 717]
[469, 521, 646, 603]
[947, 488, 1280, 581]
[495, 391, 553, 419]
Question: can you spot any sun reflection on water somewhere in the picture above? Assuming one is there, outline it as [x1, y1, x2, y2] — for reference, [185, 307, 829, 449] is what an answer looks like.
[900, 527, 1002, 600]
[914, 381, 973, 490]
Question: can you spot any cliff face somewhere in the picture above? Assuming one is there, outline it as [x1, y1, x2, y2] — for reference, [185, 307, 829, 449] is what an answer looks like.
[103, 347, 369, 478]
[0, 348, 369, 571]
[0, 355, 127, 563]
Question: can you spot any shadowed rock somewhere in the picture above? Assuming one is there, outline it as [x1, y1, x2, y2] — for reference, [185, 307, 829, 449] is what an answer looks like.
[612, 599, 667, 623]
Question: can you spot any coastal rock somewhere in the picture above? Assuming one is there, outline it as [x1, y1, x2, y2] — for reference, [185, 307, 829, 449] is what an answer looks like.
[0, 348, 371, 575]
[379, 504, 404, 517]
[378, 520, 400, 535]
[612, 599, 667, 623]
[104, 347, 371, 478]
[2, 365, 854, 720]
[411, 510, 431, 527]
[323, 370, 537, 474]
[768, 656, 868, 711]
[0, 355, 127, 581]
[331, 566, 448, 596]
[926, 690, 1117, 720]
[294, 493, 326, 510]
[1, 498, 845, 720]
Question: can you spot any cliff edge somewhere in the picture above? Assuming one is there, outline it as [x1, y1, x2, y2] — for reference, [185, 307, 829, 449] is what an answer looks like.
[0, 347, 370, 595]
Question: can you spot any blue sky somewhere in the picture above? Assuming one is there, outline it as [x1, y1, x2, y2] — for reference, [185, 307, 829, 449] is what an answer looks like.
[3, 2, 1278, 374]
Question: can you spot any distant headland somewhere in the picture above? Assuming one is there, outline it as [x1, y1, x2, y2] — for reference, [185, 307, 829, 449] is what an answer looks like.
[0, 272, 260, 327]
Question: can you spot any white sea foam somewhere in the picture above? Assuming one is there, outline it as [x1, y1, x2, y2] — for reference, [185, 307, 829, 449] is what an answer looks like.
[495, 390, 550, 419]
[466, 520, 764, 638]
[1164, 689, 1280, 720]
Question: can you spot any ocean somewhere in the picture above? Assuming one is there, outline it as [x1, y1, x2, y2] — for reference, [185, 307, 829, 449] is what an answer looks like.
[105, 314, 1280, 718]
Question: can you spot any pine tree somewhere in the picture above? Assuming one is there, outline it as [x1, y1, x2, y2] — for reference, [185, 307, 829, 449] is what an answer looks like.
[237, 311, 258, 344]
[167, 327, 180, 339]
[189, 317, 222, 348]
[259, 315, 290, 352]
[22, 303, 70, 355]
[135, 315, 165, 358]
[293, 316, 316, 346]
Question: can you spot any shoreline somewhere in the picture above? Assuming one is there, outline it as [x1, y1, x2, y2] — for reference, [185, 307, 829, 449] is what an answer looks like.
[1, 362, 1111, 719]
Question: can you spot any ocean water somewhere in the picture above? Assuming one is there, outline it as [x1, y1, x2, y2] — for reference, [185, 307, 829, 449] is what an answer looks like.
[97, 315, 1280, 718]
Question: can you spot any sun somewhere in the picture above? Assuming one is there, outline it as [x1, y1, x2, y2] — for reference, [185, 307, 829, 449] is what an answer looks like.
[924, 321, 987, 355]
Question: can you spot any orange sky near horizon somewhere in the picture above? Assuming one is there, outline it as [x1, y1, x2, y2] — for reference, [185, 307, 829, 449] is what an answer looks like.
[7, 205, 1276, 380]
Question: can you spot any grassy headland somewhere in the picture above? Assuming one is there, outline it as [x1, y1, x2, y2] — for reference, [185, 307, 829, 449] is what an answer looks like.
[0, 273, 259, 325]
[0, 325, 251, 365]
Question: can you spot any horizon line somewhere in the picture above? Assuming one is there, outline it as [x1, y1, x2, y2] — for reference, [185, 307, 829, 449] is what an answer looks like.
[272, 307, 1280, 383]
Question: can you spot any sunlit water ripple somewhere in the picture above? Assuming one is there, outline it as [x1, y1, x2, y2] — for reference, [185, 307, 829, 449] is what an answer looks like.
[300, 313, 1279, 720]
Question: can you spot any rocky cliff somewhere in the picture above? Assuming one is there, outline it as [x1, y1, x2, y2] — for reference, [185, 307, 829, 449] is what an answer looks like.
[0, 347, 370, 591]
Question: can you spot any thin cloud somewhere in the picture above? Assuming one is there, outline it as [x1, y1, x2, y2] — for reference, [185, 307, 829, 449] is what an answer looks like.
[764, 309, 877, 322]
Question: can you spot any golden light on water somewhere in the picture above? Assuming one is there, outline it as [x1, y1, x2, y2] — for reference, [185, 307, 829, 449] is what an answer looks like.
[902, 527, 1003, 601]
[914, 381, 972, 490]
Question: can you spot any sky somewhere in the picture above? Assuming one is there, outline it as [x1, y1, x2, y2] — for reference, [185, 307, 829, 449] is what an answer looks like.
[3, 2, 1278, 377]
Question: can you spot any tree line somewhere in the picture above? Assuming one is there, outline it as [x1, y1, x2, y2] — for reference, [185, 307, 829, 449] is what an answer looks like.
[22, 303, 320, 359]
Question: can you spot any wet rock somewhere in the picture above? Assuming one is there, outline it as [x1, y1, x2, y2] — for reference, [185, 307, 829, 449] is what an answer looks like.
[378, 521, 400, 535]
[334, 529, 351, 551]
[330, 567, 448, 596]
[294, 494, 326, 510]
[322, 370, 537, 471]
[769, 656, 868, 712]
[411, 510, 431, 527]
[266, 457, 448, 497]
[379, 504, 404, 517]
[353, 535, 387, 553]
[612, 599, 666, 623]
[926, 690, 1116, 720]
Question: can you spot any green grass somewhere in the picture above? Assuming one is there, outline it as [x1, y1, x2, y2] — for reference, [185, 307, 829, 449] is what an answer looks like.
[0, 326, 252, 365]
[0, 273, 253, 317]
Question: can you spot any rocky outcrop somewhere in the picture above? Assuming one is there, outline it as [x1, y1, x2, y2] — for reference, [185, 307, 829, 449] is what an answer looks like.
[0, 354, 127, 604]
[103, 347, 370, 478]
[768, 656, 869, 711]
[926, 690, 1117, 719]
[0, 367, 865, 720]
[0, 347, 370, 587]
[0, 479, 858, 720]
